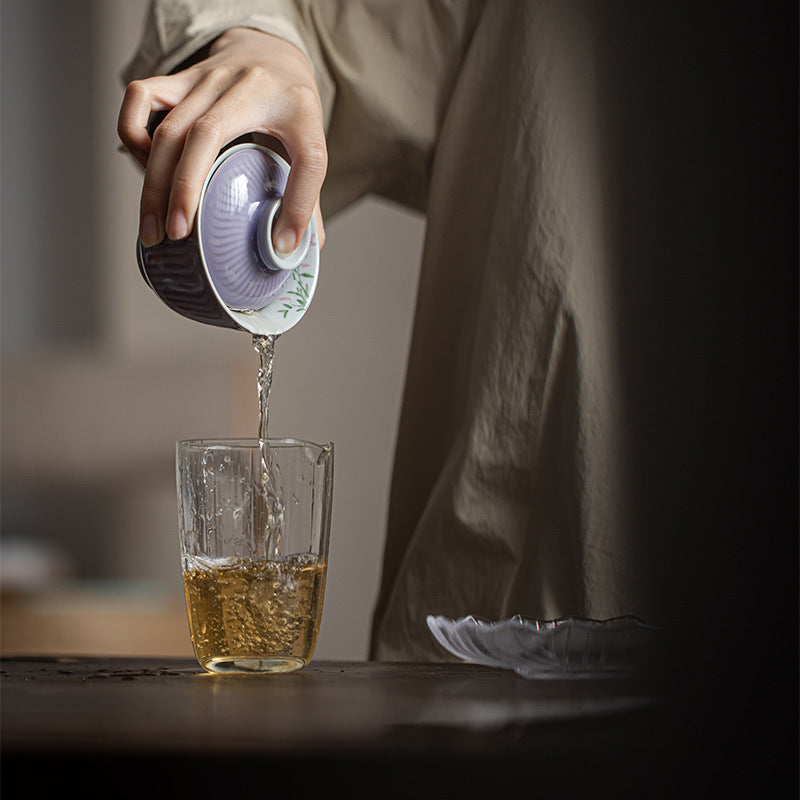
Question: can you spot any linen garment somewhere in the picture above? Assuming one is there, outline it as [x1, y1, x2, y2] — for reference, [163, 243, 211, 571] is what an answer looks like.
[124, 0, 652, 661]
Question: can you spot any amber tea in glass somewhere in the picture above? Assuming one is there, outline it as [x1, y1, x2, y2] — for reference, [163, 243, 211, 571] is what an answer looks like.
[177, 438, 333, 674]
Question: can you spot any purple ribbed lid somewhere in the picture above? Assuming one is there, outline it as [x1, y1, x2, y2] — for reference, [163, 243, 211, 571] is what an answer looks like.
[198, 147, 291, 311]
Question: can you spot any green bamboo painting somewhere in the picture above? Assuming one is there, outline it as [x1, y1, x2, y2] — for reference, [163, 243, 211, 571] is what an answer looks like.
[278, 270, 313, 318]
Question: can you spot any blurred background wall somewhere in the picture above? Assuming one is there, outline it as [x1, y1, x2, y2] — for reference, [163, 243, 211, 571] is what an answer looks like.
[1, 0, 425, 659]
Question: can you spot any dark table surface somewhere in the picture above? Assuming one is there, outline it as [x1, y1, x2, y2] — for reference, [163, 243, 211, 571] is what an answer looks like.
[2, 656, 668, 797]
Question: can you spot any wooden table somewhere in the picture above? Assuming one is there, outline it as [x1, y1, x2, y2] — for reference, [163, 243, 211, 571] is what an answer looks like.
[1, 656, 667, 797]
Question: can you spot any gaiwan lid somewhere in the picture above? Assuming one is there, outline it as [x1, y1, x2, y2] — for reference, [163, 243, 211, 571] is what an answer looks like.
[196, 143, 319, 335]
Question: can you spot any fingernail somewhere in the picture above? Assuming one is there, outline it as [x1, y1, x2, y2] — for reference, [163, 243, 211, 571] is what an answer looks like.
[168, 209, 189, 240]
[274, 229, 297, 255]
[141, 213, 161, 246]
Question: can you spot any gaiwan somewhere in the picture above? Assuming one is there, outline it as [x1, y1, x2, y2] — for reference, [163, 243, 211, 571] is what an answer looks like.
[136, 142, 320, 337]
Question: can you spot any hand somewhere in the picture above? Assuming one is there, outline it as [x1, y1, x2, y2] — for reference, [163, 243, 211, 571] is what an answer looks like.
[118, 27, 327, 251]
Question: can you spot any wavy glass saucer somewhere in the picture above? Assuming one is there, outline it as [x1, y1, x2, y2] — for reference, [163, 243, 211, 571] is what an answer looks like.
[426, 614, 658, 679]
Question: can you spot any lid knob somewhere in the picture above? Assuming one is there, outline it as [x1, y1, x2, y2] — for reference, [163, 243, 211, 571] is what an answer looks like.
[255, 198, 312, 273]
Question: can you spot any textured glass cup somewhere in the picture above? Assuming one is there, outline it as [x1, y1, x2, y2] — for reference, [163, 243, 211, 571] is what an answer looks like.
[177, 439, 333, 674]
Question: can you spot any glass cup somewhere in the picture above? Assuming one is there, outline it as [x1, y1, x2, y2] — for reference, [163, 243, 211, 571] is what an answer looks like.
[177, 438, 333, 674]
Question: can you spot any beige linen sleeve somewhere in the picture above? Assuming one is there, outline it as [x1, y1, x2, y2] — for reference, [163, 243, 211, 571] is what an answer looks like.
[122, 0, 481, 217]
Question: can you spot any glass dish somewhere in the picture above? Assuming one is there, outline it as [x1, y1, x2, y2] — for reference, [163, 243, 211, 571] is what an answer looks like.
[426, 614, 658, 678]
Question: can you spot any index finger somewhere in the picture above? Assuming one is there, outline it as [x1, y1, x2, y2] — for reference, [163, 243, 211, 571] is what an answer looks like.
[264, 89, 328, 254]
[274, 134, 328, 254]
[117, 75, 190, 167]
